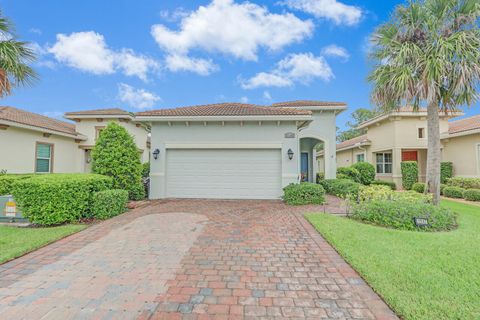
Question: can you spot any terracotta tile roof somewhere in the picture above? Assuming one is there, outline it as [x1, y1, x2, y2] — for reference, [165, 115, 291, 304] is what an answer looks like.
[448, 115, 480, 134]
[64, 108, 131, 116]
[271, 100, 346, 107]
[136, 103, 312, 117]
[0, 106, 79, 136]
[337, 134, 370, 150]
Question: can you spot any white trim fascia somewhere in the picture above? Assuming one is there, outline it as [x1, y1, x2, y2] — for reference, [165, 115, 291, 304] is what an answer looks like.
[357, 111, 464, 130]
[287, 106, 347, 112]
[135, 115, 312, 122]
[441, 128, 480, 139]
[165, 143, 283, 149]
[336, 142, 371, 153]
[64, 114, 133, 120]
[0, 119, 87, 140]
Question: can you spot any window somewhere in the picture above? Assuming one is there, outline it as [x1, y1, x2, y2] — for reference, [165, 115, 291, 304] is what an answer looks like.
[35, 143, 53, 173]
[356, 153, 365, 163]
[418, 127, 425, 139]
[376, 153, 392, 174]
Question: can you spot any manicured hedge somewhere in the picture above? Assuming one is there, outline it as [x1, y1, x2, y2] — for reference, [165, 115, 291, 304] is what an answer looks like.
[443, 186, 465, 199]
[371, 180, 397, 190]
[463, 189, 480, 202]
[412, 182, 426, 193]
[401, 161, 418, 190]
[350, 198, 456, 231]
[320, 179, 361, 198]
[283, 183, 325, 205]
[440, 162, 453, 184]
[12, 174, 113, 225]
[0, 174, 34, 195]
[92, 189, 129, 219]
[337, 167, 360, 183]
[447, 177, 480, 190]
[351, 162, 376, 185]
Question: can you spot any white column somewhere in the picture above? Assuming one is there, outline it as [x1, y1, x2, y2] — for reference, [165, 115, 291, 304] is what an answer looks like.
[324, 136, 337, 179]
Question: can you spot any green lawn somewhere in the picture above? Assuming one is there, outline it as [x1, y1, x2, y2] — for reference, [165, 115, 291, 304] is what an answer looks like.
[306, 200, 480, 320]
[0, 224, 86, 264]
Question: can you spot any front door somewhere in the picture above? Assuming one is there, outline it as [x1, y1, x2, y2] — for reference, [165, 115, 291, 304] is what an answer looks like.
[402, 150, 418, 162]
[301, 152, 309, 182]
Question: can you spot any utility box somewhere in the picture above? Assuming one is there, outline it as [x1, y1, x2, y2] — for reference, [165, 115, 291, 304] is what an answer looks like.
[0, 195, 27, 223]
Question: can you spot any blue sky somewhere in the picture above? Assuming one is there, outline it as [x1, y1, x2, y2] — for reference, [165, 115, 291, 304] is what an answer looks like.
[0, 0, 478, 130]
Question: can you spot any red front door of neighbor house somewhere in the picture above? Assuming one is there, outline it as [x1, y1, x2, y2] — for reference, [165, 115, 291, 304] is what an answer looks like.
[402, 151, 418, 162]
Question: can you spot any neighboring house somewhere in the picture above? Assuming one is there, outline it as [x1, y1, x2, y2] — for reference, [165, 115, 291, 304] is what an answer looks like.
[317, 109, 480, 188]
[136, 101, 345, 200]
[0, 107, 149, 174]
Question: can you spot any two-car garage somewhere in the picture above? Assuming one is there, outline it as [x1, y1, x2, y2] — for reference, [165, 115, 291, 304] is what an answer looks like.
[165, 149, 282, 199]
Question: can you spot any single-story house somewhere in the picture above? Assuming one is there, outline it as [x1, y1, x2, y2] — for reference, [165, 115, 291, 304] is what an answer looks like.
[317, 108, 480, 188]
[0, 107, 149, 174]
[136, 101, 346, 200]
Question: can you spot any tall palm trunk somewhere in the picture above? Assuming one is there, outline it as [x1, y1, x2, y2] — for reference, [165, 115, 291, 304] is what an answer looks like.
[426, 102, 441, 205]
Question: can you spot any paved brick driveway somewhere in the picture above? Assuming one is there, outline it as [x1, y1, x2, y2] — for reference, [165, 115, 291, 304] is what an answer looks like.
[0, 198, 397, 320]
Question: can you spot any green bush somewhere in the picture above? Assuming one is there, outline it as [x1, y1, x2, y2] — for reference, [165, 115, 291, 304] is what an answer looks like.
[371, 180, 397, 190]
[283, 183, 325, 205]
[12, 174, 113, 225]
[443, 186, 465, 199]
[351, 162, 376, 185]
[412, 182, 426, 193]
[440, 162, 453, 184]
[447, 177, 480, 190]
[92, 122, 145, 200]
[337, 167, 360, 183]
[92, 189, 129, 219]
[0, 174, 34, 195]
[350, 198, 456, 231]
[320, 179, 361, 199]
[142, 162, 150, 178]
[463, 189, 480, 202]
[440, 184, 447, 195]
[401, 161, 418, 190]
[316, 172, 325, 183]
[358, 185, 393, 202]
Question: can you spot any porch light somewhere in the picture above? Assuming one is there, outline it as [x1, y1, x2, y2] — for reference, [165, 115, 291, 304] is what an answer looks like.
[153, 148, 160, 160]
[287, 148, 294, 160]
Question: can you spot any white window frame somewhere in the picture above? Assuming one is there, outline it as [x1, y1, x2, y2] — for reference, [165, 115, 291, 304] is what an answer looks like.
[355, 153, 365, 163]
[35, 142, 53, 173]
[376, 152, 392, 174]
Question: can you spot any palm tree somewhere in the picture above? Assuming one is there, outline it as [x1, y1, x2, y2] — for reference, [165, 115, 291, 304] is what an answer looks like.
[0, 12, 37, 97]
[368, 0, 480, 205]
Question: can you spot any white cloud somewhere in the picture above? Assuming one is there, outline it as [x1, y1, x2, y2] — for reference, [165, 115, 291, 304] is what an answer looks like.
[49, 31, 159, 81]
[118, 83, 161, 110]
[29, 28, 42, 35]
[241, 53, 333, 89]
[159, 7, 191, 22]
[42, 111, 64, 119]
[151, 0, 313, 71]
[165, 54, 218, 76]
[240, 96, 249, 103]
[321, 44, 349, 60]
[28, 42, 57, 69]
[281, 0, 362, 26]
[263, 91, 272, 101]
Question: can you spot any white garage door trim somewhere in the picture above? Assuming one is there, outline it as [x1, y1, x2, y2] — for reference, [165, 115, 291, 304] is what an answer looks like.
[166, 149, 282, 199]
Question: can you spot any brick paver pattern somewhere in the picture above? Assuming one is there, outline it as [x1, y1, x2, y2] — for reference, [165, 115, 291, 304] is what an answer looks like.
[0, 197, 397, 320]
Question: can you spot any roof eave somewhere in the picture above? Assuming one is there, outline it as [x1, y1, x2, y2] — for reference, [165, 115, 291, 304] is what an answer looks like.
[64, 114, 133, 120]
[0, 119, 87, 140]
[357, 111, 464, 129]
[442, 128, 480, 139]
[135, 115, 313, 122]
[336, 141, 371, 152]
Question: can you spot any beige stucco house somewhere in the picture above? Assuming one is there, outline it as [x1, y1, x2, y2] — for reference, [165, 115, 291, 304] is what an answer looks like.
[137, 101, 344, 200]
[0, 107, 149, 174]
[317, 109, 480, 188]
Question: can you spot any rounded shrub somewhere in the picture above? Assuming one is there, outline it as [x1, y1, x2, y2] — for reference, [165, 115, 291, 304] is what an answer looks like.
[351, 162, 376, 185]
[320, 179, 361, 199]
[443, 186, 465, 199]
[92, 122, 145, 200]
[316, 172, 325, 183]
[92, 189, 129, 219]
[371, 180, 397, 190]
[401, 161, 418, 190]
[358, 185, 393, 202]
[463, 189, 480, 202]
[412, 182, 426, 193]
[447, 177, 480, 189]
[440, 162, 453, 184]
[337, 167, 360, 182]
[283, 183, 325, 205]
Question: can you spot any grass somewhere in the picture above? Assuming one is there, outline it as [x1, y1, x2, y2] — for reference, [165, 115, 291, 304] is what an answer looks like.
[0, 224, 86, 264]
[306, 200, 480, 320]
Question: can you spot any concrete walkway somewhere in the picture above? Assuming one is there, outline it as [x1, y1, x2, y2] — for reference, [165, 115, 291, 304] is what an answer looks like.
[0, 197, 397, 319]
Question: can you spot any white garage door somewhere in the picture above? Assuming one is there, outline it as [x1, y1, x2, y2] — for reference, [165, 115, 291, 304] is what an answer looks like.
[166, 149, 282, 199]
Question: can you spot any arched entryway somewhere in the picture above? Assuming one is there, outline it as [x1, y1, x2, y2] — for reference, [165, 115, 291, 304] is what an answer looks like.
[299, 132, 336, 182]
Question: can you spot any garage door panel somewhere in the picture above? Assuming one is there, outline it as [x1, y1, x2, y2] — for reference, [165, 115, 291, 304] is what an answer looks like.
[166, 149, 282, 199]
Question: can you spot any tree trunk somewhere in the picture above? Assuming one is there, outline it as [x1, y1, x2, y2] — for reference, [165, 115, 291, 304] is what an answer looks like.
[426, 102, 441, 205]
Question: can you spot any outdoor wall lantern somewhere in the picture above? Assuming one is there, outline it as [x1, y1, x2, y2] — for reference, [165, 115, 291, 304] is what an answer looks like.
[287, 148, 294, 160]
[153, 148, 160, 160]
